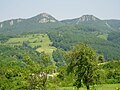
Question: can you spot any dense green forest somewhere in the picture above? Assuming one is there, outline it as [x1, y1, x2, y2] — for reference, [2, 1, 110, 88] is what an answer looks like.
[48, 27, 120, 60]
[0, 42, 120, 90]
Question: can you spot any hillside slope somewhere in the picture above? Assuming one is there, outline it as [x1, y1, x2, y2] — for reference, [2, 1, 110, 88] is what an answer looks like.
[0, 13, 120, 60]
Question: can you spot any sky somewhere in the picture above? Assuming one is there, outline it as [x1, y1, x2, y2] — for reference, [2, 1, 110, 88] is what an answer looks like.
[0, 0, 120, 22]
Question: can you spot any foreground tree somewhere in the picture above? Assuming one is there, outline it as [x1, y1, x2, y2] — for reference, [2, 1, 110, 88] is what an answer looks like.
[67, 43, 98, 90]
[23, 53, 50, 90]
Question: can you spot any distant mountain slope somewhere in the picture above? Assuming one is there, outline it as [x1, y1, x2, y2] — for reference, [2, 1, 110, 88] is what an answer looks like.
[61, 15, 116, 33]
[0, 13, 64, 34]
[61, 15, 101, 24]
[29, 13, 58, 23]
[104, 20, 120, 31]
[0, 13, 119, 34]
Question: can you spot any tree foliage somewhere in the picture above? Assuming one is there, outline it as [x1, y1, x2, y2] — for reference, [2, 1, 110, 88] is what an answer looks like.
[67, 43, 98, 90]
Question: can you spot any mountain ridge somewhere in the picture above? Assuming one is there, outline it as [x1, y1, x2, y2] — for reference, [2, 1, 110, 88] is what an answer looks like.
[1, 13, 120, 23]
[0, 13, 120, 34]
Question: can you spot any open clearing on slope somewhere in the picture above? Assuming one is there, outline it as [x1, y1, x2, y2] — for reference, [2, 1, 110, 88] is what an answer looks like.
[5, 34, 56, 55]
[97, 34, 108, 40]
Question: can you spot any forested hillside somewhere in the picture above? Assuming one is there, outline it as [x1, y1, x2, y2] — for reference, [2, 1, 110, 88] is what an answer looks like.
[0, 13, 120, 61]
[0, 13, 120, 89]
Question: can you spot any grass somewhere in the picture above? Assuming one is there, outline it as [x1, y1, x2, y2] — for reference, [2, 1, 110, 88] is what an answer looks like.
[93, 84, 120, 90]
[48, 84, 120, 90]
[97, 34, 108, 40]
[4, 34, 56, 64]
[4, 34, 56, 61]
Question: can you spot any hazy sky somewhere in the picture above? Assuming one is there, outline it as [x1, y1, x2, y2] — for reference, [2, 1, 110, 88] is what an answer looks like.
[0, 0, 120, 22]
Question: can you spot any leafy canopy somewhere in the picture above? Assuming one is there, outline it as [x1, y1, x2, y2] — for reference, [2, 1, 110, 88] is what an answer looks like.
[67, 43, 98, 90]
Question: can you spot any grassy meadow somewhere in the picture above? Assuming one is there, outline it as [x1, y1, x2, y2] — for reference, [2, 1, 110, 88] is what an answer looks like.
[48, 84, 120, 90]
[97, 34, 108, 40]
[4, 34, 56, 56]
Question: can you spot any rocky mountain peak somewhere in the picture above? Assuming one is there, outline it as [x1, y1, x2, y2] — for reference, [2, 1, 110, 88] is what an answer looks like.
[79, 15, 100, 21]
[74, 15, 101, 24]
[33, 13, 58, 23]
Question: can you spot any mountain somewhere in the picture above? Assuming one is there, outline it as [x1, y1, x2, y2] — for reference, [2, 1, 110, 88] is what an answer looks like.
[0, 13, 58, 27]
[61, 15, 101, 24]
[29, 13, 58, 23]
[61, 15, 115, 33]
[0, 13, 64, 34]
[0, 13, 120, 34]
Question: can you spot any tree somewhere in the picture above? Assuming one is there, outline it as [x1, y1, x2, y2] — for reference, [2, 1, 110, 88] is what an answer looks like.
[23, 53, 48, 90]
[67, 43, 98, 90]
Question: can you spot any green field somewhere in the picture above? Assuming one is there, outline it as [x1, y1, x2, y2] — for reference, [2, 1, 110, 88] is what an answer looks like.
[97, 34, 108, 40]
[48, 84, 120, 90]
[4, 34, 56, 56]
